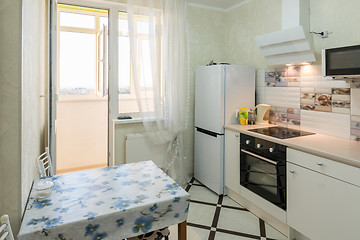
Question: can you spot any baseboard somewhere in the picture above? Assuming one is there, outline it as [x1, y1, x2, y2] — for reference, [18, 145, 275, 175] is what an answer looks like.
[57, 163, 108, 174]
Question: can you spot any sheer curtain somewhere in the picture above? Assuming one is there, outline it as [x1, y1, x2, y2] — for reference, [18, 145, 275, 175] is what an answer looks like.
[127, 0, 189, 185]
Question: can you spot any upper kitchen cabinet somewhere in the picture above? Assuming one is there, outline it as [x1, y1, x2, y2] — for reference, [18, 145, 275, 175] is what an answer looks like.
[224, 129, 241, 195]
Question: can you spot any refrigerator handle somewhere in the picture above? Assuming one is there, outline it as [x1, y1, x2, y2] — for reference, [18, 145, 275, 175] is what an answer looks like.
[196, 127, 221, 138]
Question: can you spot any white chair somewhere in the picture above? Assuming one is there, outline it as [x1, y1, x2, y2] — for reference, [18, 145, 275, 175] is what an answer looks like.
[0, 214, 14, 240]
[37, 147, 55, 177]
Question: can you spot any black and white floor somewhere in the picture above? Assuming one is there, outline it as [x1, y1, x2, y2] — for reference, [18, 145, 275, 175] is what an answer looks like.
[168, 178, 287, 240]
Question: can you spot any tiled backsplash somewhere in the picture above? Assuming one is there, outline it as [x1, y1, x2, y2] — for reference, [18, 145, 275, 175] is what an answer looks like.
[256, 65, 360, 141]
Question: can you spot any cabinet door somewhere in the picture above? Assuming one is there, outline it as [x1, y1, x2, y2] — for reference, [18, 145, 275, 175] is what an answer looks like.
[224, 129, 240, 194]
[287, 162, 360, 240]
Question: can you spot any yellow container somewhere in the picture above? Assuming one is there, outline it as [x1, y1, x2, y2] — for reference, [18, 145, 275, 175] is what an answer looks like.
[239, 107, 249, 125]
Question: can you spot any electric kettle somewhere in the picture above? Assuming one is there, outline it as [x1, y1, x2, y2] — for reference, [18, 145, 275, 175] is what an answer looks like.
[255, 104, 271, 124]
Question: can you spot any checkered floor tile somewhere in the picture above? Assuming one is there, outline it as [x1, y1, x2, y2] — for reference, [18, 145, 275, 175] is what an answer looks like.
[167, 178, 288, 240]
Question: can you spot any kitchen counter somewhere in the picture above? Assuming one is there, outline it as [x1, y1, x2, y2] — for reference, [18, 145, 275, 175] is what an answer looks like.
[225, 124, 360, 168]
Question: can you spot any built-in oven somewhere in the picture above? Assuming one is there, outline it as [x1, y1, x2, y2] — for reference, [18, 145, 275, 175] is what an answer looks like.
[240, 133, 287, 210]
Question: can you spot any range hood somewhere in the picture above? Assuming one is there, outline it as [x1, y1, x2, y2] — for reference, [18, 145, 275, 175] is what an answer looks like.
[255, 0, 315, 66]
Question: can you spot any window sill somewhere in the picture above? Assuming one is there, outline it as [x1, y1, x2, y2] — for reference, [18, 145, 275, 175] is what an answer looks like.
[112, 118, 142, 125]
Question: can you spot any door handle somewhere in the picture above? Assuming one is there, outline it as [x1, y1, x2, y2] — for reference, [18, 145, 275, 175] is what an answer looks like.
[240, 149, 277, 165]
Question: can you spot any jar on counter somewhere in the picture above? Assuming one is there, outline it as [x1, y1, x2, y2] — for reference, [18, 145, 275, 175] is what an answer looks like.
[248, 108, 255, 125]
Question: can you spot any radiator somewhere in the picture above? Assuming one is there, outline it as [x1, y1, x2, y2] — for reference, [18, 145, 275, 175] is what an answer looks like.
[125, 133, 167, 167]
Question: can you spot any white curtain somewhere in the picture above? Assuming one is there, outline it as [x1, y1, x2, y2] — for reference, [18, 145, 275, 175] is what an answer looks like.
[127, 0, 189, 185]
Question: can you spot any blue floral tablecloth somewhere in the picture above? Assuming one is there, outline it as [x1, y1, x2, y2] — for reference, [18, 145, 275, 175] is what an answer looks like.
[18, 161, 190, 240]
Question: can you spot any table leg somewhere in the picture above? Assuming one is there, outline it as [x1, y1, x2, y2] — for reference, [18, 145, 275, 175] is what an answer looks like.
[178, 221, 187, 240]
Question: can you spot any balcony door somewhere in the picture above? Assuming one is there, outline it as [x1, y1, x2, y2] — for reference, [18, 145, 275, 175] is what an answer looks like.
[54, 3, 109, 174]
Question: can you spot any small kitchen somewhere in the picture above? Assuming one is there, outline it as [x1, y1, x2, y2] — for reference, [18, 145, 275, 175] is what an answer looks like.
[2, 0, 360, 239]
[193, 0, 360, 240]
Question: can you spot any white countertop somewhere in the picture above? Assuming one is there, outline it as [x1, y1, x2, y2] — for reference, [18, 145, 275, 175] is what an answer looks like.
[225, 124, 360, 168]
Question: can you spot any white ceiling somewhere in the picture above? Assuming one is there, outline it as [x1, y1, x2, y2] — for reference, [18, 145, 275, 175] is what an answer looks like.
[188, 0, 248, 11]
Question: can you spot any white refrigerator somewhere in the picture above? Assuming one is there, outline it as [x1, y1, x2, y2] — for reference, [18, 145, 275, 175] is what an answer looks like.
[194, 65, 255, 195]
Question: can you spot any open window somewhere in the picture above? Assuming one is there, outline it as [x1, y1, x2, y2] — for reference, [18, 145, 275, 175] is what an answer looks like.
[57, 4, 108, 99]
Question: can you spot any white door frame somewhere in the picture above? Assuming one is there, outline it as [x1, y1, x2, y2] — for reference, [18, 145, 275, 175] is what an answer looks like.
[49, 0, 121, 169]
[49, 0, 58, 172]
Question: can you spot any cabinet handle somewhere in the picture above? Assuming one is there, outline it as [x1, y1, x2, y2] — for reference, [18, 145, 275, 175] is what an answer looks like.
[289, 170, 295, 173]
[317, 162, 323, 166]
[235, 134, 239, 137]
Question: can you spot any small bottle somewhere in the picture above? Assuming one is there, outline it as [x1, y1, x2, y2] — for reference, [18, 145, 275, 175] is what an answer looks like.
[248, 108, 255, 125]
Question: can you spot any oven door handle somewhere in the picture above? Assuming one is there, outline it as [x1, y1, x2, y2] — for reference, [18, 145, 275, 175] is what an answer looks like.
[240, 149, 278, 165]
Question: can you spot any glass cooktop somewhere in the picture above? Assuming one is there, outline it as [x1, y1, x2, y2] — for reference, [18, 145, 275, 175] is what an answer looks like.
[248, 126, 315, 139]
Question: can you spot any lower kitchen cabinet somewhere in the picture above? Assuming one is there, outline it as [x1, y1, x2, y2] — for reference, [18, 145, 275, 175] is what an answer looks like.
[224, 129, 240, 194]
[287, 161, 360, 240]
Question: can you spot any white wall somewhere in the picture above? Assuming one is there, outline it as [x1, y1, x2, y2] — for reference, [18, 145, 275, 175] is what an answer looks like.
[0, 0, 47, 233]
[21, 0, 48, 214]
[0, 0, 22, 233]
[225, 0, 282, 68]
[310, 0, 360, 62]
[224, 0, 360, 68]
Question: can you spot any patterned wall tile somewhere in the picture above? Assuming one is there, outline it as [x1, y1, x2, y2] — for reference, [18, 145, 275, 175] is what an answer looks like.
[275, 71, 287, 87]
[332, 88, 350, 114]
[260, 64, 356, 140]
[287, 108, 301, 129]
[265, 72, 276, 87]
[351, 81, 360, 88]
[314, 93, 332, 112]
[274, 107, 288, 126]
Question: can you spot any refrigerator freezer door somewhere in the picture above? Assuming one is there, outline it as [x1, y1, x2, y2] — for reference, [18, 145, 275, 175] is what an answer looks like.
[194, 128, 224, 195]
[195, 66, 224, 134]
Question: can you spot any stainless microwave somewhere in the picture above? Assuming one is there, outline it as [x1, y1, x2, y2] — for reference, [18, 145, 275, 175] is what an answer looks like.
[322, 45, 360, 77]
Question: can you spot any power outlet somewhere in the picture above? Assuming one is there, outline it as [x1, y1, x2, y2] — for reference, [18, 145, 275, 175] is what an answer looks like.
[321, 31, 329, 38]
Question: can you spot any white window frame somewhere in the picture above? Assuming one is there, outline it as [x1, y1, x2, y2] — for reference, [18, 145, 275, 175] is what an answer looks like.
[117, 11, 162, 116]
[57, 4, 109, 100]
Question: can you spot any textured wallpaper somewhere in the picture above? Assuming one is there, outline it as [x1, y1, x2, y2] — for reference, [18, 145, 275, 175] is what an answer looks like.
[0, 0, 22, 233]
[224, 0, 282, 68]
[310, 0, 360, 63]
[21, 0, 48, 216]
[224, 0, 360, 68]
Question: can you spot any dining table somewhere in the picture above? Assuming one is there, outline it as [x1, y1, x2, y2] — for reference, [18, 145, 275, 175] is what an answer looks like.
[18, 160, 189, 240]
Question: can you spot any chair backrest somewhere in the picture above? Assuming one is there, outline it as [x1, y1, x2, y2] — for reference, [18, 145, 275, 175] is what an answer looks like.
[37, 147, 55, 177]
[0, 214, 14, 240]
